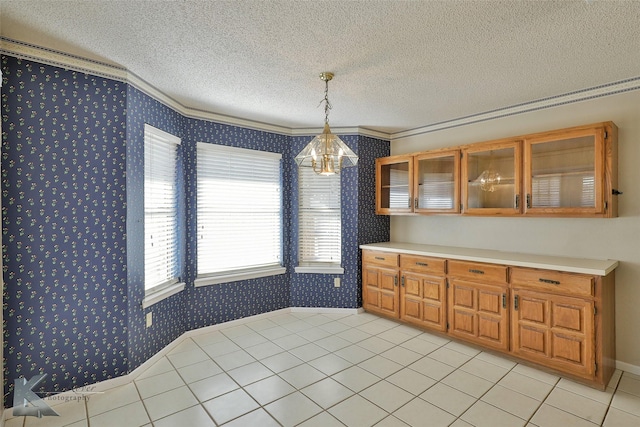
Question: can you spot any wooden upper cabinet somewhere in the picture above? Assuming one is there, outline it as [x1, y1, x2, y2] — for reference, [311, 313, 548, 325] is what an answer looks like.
[414, 150, 460, 214]
[376, 155, 413, 214]
[462, 140, 523, 215]
[523, 122, 618, 217]
[375, 122, 618, 218]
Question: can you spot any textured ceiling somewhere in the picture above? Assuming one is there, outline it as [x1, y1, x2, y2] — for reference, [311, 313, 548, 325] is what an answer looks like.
[2, 0, 640, 134]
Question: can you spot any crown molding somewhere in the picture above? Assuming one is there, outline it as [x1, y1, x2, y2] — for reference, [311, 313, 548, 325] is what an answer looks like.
[1, 37, 390, 139]
[391, 76, 640, 141]
[0, 37, 128, 81]
[8, 37, 636, 143]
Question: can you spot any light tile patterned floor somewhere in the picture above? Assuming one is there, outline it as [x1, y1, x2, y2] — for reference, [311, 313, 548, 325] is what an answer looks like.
[6, 311, 640, 426]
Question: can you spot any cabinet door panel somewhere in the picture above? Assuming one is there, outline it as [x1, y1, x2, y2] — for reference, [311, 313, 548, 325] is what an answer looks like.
[400, 272, 446, 332]
[478, 290, 501, 314]
[404, 276, 422, 298]
[512, 290, 594, 378]
[380, 291, 398, 313]
[519, 295, 547, 324]
[452, 285, 475, 309]
[478, 315, 503, 343]
[380, 271, 397, 291]
[403, 298, 421, 320]
[423, 303, 442, 324]
[423, 279, 442, 301]
[552, 333, 585, 365]
[519, 325, 547, 354]
[364, 287, 380, 308]
[448, 279, 509, 351]
[552, 304, 584, 332]
[452, 310, 475, 336]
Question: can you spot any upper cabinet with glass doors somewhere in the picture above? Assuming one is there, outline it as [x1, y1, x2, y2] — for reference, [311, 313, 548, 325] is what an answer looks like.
[523, 122, 618, 217]
[462, 140, 522, 215]
[376, 150, 460, 215]
[375, 121, 618, 218]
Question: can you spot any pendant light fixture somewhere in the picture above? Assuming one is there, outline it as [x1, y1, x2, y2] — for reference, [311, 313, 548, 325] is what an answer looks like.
[294, 72, 358, 175]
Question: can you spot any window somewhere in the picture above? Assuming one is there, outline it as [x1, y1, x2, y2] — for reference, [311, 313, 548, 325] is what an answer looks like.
[144, 125, 183, 304]
[296, 167, 343, 273]
[196, 143, 284, 285]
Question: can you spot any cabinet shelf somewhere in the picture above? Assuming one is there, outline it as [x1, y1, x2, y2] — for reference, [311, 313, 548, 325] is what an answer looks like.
[532, 170, 593, 179]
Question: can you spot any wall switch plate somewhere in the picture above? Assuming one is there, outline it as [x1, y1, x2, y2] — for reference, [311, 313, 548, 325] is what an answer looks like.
[146, 312, 152, 328]
[334, 277, 341, 288]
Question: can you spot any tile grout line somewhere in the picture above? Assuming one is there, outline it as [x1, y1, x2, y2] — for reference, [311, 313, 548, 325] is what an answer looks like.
[598, 370, 623, 426]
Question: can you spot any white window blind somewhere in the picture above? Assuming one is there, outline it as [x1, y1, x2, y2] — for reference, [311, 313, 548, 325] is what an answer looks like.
[197, 143, 282, 276]
[298, 167, 341, 266]
[144, 124, 181, 292]
[421, 173, 455, 209]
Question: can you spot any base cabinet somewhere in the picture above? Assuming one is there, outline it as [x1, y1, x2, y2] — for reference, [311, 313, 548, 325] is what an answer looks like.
[400, 255, 447, 332]
[361, 247, 616, 389]
[362, 252, 399, 317]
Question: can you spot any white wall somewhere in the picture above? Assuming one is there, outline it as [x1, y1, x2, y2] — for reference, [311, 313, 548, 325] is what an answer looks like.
[390, 90, 640, 371]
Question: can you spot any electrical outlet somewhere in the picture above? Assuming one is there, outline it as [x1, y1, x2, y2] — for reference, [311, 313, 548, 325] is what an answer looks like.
[334, 277, 341, 288]
[146, 312, 153, 328]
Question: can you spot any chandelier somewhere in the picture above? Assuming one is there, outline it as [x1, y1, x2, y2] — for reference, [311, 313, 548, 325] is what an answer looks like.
[294, 72, 358, 175]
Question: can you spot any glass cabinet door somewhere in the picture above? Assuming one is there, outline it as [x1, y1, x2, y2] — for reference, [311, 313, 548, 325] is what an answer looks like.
[524, 126, 606, 215]
[376, 155, 413, 214]
[462, 140, 522, 215]
[414, 150, 460, 213]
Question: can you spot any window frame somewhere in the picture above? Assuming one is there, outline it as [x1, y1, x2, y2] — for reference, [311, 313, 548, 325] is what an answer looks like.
[142, 124, 185, 308]
[295, 166, 344, 275]
[195, 143, 286, 287]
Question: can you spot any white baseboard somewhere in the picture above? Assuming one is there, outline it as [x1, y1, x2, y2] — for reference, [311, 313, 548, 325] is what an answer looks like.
[616, 360, 640, 376]
[290, 306, 363, 315]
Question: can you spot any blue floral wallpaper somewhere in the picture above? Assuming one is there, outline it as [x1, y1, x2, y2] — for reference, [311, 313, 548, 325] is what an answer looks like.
[1, 53, 390, 406]
[1, 55, 128, 400]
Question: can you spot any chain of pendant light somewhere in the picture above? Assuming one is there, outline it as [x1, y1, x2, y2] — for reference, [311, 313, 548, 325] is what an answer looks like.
[319, 76, 333, 126]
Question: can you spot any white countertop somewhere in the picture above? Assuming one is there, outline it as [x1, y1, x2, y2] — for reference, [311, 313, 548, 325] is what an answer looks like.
[360, 242, 619, 276]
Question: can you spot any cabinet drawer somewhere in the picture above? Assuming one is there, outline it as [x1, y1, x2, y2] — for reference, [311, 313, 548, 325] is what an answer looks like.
[363, 250, 399, 268]
[400, 255, 446, 275]
[511, 268, 594, 297]
[448, 260, 508, 284]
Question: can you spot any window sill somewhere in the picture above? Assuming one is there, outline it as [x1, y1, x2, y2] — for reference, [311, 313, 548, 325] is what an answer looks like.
[295, 265, 344, 274]
[195, 266, 287, 287]
[142, 281, 185, 309]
